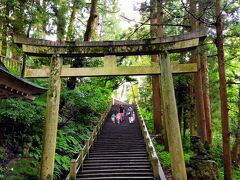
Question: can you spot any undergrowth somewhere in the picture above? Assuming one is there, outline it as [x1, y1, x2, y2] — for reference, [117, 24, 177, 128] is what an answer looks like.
[0, 79, 112, 179]
[140, 106, 240, 179]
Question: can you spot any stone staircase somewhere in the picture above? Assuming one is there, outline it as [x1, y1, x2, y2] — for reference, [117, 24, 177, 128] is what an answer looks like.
[76, 105, 154, 179]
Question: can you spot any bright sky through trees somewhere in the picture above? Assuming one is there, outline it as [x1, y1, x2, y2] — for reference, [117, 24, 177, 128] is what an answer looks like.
[118, 0, 146, 29]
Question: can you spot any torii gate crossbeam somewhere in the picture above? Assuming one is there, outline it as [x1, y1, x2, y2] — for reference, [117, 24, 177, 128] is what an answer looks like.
[14, 31, 205, 57]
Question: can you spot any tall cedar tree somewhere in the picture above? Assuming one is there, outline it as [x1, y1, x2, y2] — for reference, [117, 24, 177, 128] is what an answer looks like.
[215, 0, 232, 179]
[67, 0, 98, 89]
[232, 87, 240, 166]
[199, 1, 212, 144]
[150, 0, 167, 146]
[189, 0, 207, 143]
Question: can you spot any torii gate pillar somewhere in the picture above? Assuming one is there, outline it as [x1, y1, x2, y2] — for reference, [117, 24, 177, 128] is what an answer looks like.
[40, 55, 63, 179]
[160, 52, 187, 180]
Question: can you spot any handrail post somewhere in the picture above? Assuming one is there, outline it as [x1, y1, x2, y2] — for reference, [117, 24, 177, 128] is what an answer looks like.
[21, 54, 26, 77]
[152, 156, 160, 180]
[85, 139, 90, 158]
[145, 137, 150, 152]
[70, 159, 77, 180]
[79, 149, 84, 171]
[143, 130, 148, 141]
[149, 146, 154, 160]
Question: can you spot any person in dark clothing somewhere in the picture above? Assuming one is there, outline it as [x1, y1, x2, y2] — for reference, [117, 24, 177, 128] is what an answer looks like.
[119, 105, 125, 121]
[127, 106, 134, 123]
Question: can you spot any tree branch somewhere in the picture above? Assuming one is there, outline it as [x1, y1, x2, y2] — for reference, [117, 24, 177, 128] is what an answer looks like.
[180, 0, 215, 27]
[120, 15, 191, 28]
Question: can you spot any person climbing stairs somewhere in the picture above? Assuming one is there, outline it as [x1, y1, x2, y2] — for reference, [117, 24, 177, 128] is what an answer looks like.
[76, 105, 155, 179]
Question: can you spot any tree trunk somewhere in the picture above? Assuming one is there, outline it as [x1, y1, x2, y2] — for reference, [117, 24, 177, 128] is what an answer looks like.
[215, 1, 232, 179]
[55, 3, 66, 41]
[1, 4, 9, 56]
[199, 1, 212, 145]
[42, 0, 47, 37]
[66, 0, 79, 89]
[150, 0, 166, 145]
[160, 89, 169, 150]
[84, 0, 98, 41]
[189, 85, 196, 135]
[66, 0, 78, 41]
[0, 15, 3, 54]
[178, 106, 183, 136]
[232, 133, 240, 165]
[201, 51, 212, 144]
[232, 88, 240, 166]
[35, 0, 45, 39]
[189, 0, 207, 143]
[67, 0, 99, 89]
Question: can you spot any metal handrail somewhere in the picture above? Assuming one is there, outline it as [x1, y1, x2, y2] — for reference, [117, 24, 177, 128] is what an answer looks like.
[135, 104, 166, 180]
[65, 101, 112, 180]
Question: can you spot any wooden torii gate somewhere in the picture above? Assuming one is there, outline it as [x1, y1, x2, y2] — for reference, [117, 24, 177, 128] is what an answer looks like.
[14, 31, 206, 180]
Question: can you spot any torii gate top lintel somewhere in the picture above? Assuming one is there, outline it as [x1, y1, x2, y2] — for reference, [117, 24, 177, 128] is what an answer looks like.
[14, 31, 206, 78]
[14, 31, 206, 57]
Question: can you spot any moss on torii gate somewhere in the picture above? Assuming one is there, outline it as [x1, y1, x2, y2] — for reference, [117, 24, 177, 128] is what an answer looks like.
[14, 31, 206, 180]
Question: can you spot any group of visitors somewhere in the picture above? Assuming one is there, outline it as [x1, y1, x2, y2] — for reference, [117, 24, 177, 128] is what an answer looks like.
[111, 105, 135, 124]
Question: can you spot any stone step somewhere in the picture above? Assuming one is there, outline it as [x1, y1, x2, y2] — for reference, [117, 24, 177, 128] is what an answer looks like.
[91, 145, 146, 150]
[88, 153, 148, 158]
[77, 172, 153, 178]
[81, 165, 151, 170]
[93, 140, 145, 144]
[82, 161, 151, 167]
[93, 143, 145, 146]
[89, 151, 148, 156]
[84, 158, 150, 163]
[87, 156, 149, 161]
[79, 168, 152, 174]
[76, 176, 153, 180]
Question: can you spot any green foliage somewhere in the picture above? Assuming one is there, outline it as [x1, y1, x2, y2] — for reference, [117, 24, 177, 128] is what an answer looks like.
[0, 99, 45, 150]
[0, 99, 44, 124]
[153, 142, 171, 167]
[159, 151, 171, 167]
[233, 168, 240, 180]
[61, 80, 111, 124]
[139, 107, 153, 133]
[0, 167, 4, 180]
[4, 158, 39, 180]
[0, 147, 5, 161]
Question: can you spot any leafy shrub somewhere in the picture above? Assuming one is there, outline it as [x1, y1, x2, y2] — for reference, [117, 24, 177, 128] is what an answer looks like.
[159, 151, 171, 167]
[0, 167, 5, 180]
[0, 99, 45, 146]
[139, 107, 153, 133]
[4, 158, 38, 180]
[0, 147, 5, 161]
